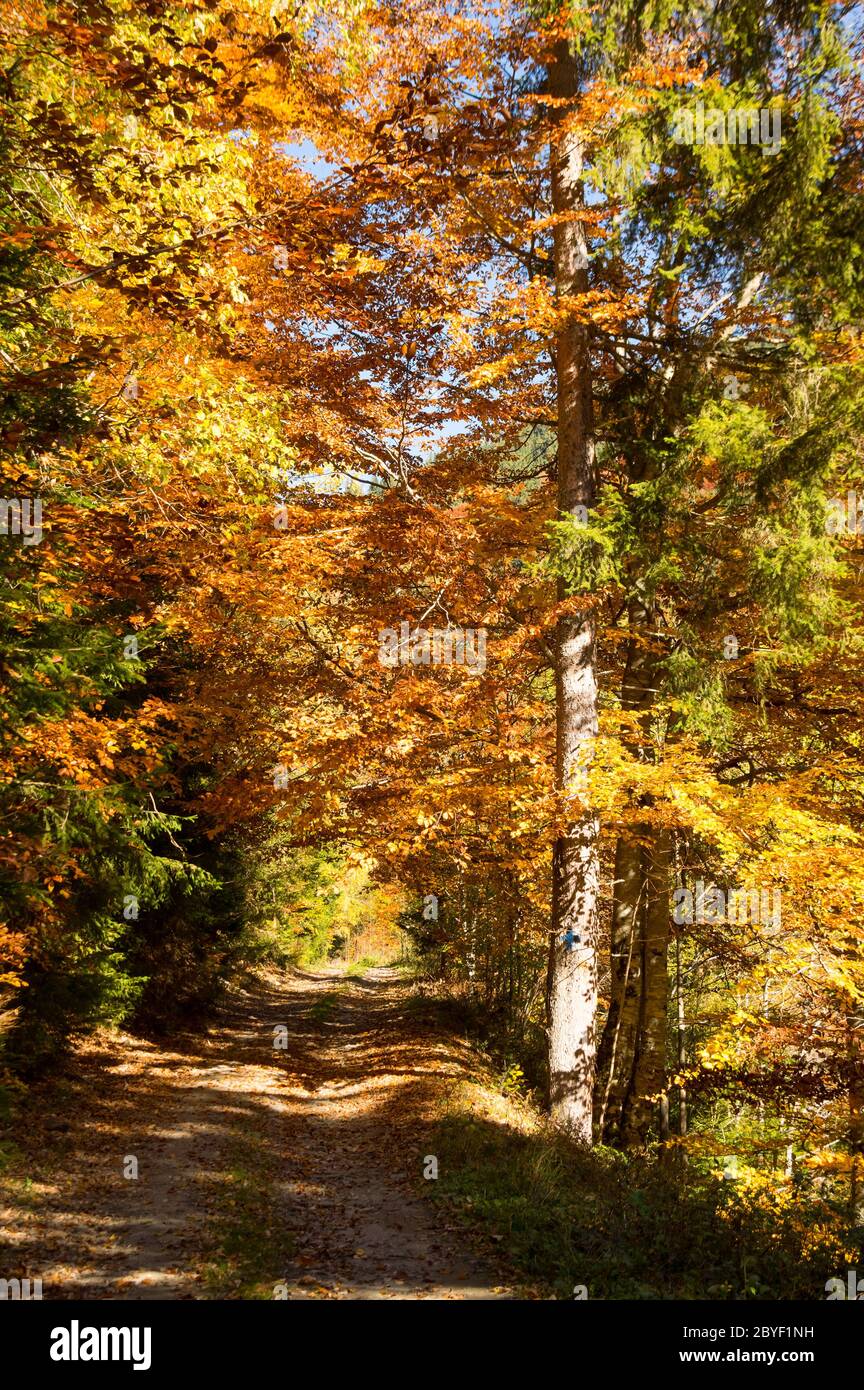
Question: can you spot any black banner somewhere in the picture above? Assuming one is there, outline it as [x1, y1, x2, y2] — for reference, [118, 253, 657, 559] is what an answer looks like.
[6, 1297, 859, 1378]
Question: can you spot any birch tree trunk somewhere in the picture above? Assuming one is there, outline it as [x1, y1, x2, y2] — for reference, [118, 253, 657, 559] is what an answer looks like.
[620, 827, 671, 1145]
[595, 592, 657, 1140]
[594, 582, 663, 1139]
[546, 39, 600, 1142]
[595, 833, 644, 1139]
[848, 1010, 864, 1223]
[677, 930, 688, 1144]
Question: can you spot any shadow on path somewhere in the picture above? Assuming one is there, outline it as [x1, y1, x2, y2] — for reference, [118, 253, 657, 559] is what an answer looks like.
[0, 966, 511, 1300]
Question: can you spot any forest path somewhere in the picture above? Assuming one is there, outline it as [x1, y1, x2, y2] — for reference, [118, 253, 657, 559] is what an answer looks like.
[0, 966, 512, 1300]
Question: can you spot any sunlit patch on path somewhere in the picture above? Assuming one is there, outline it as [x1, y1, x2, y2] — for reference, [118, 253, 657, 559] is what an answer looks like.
[0, 966, 511, 1300]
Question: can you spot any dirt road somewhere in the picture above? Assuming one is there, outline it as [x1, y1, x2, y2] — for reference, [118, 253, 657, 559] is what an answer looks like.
[0, 966, 511, 1300]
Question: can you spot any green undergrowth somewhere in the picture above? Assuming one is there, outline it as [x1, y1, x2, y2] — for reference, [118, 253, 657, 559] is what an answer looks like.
[202, 1135, 295, 1299]
[404, 989, 547, 1103]
[307, 987, 346, 1024]
[430, 1106, 861, 1301]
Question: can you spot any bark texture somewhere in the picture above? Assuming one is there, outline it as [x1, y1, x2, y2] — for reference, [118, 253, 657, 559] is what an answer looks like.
[546, 39, 600, 1142]
[595, 596, 672, 1146]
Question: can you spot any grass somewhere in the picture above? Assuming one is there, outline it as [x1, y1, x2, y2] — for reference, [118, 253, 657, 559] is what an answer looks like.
[307, 988, 345, 1024]
[405, 989, 860, 1300]
[202, 1135, 295, 1299]
[427, 1092, 861, 1301]
[0, 1139, 20, 1176]
[343, 954, 409, 977]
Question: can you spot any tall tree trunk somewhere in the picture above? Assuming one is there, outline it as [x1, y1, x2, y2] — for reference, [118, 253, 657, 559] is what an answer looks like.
[620, 827, 671, 1145]
[545, 40, 600, 1142]
[848, 1009, 864, 1224]
[595, 594, 661, 1143]
[595, 833, 645, 1138]
[676, 928, 688, 1144]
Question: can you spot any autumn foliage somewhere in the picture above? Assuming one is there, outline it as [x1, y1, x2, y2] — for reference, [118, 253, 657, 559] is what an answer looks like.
[2, 0, 864, 1284]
